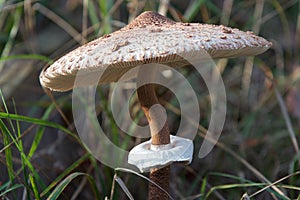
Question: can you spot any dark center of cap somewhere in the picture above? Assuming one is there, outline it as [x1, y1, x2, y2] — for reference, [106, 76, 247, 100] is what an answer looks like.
[123, 11, 176, 30]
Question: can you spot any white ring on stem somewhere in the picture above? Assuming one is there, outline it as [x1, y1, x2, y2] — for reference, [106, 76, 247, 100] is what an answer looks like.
[128, 135, 193, 172]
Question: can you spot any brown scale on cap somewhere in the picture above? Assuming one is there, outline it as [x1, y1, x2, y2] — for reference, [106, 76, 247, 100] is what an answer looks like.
[123, 11, 176, 29]
[40, 11, 271, 92]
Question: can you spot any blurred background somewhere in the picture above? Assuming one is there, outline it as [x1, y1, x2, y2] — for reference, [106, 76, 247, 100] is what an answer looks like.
[0, 0, 299, 199]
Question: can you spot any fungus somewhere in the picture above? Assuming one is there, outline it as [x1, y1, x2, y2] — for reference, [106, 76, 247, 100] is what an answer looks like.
[40, 11, 271, 200]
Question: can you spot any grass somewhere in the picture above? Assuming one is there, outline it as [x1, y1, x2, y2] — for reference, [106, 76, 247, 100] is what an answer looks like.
[0, 0, 300, 199]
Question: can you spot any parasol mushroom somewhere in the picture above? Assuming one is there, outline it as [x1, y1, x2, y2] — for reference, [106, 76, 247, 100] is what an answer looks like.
[40, 11, 271, 200]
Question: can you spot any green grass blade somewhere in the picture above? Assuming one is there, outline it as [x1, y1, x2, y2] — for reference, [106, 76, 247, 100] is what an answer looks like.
[0, 90, 17, 134]
[0, 181, 10, 191]
[27, 126, 45, 159]
[90, 156, 108, 197]
[209, 172, 252, 183]
[0, 54, 52, 63]
[29, 173, 41, 200]
[0, 119, 15, 181]
[0, 112, 80, 142]
[205, 183, 267, 200]
[20, 151, 47, 190]
[87, 1, 100, 34]
[12, 99, 33, 199]
[27, 103, 55, 159]
[41, 153, 90, 197]
[47, 172, 100, 200]
[0, 5, 22, 71]
[206, 172, 295, 200]
[249, 171, 300, 199]
[289, 156, 300, 198]
[98, 0, 113, 34]
[0, 92, 32, 196]
[184, 0, 205, 21]
[0, 183, 23, 197]
[0, 111, 47, 193]
[200, 176, 207, 198]
[0, 118, 47, 190]
[281, 184, 300, 191]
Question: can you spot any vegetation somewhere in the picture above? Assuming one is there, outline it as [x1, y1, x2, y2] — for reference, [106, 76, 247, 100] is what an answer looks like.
[0, 0, 299, 199]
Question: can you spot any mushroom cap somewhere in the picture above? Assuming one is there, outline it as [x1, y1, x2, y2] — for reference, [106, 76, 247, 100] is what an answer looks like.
[40, 11, 272, 92]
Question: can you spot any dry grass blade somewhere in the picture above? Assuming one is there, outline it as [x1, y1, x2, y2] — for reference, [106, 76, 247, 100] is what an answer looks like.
[260, 0, 297, 25]
[0, 0, 39, 12]
[32, 3, 83, 44]
[158, 0, 169, 16]
[111, 174, 134, 200]
[114, 168, 175, 200]
[249, 171, 300, 198]
[274, 87, 300, 164]
[42, 87, 71, 126]
[197, 129, 287, 199]
[296, 0, 300, 61]
[220, 0, 233, 26]
[0, 123, 36, 154]
[162, 99, 288, 198]
[0, 1, 297, 199]
[70, 164, 94, 200]
[242, 0, 265, 98]
[108, 0, 124, 16]
[216, 0, 234, 75]
[82, 0, 88, 44]
[241, 193, 250, 200]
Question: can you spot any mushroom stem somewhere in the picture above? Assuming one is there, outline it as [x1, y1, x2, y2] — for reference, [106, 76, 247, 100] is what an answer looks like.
[137, 83, 170, 145]
[148, 166, 170, 199]
[137, 66, 170, 199]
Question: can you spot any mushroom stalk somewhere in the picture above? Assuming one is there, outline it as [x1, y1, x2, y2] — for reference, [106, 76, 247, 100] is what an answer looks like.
[137, 66, 170, 200]
[137, 83, 170, 145]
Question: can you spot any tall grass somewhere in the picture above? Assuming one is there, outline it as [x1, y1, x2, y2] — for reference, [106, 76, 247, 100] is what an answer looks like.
[0, 0, 300, 199]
